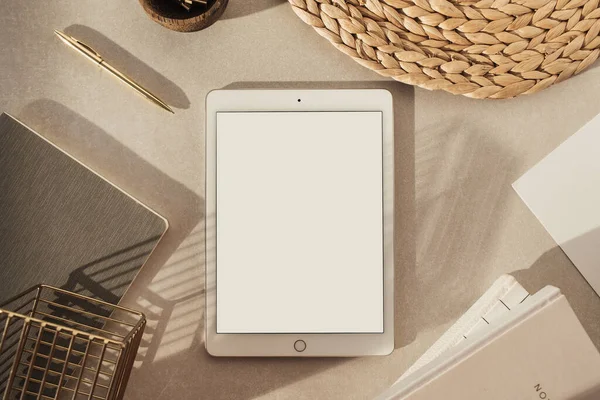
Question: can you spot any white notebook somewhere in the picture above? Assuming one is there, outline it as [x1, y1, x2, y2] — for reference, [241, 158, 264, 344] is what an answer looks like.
[396, 275, 529, 382]
[378, 275, 600, 400]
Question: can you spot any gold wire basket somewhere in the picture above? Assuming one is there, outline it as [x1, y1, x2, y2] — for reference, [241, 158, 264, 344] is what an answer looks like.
[0, 285, 145, 400]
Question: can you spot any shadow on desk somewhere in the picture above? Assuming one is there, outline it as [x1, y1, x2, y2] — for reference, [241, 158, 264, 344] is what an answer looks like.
[62, 25, 190, 111]
[513, 245, 600, 350]
[221, 0, 286, 20]
[399, 106, 525, 356]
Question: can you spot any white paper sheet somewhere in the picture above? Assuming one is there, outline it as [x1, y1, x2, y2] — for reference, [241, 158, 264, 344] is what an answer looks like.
[513, 113, 600, 296]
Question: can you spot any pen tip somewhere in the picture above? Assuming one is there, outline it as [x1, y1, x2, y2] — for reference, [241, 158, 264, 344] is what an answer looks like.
[54, 30, 67, 41]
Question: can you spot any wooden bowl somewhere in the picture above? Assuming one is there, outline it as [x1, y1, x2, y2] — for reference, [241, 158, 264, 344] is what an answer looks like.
[139, 0, 229, 32]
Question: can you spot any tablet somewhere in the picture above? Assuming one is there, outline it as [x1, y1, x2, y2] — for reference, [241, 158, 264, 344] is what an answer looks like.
[205, 90, 394, 356]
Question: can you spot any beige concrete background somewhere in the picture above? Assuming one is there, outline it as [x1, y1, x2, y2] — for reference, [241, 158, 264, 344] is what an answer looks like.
[1, 1, 599, 399]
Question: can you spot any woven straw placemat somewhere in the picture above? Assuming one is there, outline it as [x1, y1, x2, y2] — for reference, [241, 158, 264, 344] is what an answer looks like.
[289, 0, 600, 98]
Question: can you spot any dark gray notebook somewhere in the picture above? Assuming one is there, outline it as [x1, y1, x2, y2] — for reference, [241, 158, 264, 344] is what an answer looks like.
[0, 113, 167, 304]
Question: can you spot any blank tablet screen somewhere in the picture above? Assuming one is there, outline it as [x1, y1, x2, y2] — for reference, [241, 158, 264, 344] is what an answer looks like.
[216, 112, 384, 334]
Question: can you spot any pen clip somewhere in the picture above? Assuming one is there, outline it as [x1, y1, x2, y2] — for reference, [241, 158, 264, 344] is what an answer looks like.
[73, 39, 103, 63]
[55, 30, 104, 64]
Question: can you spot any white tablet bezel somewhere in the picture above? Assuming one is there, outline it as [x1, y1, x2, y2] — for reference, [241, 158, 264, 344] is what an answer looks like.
[205, 89, 394, 356]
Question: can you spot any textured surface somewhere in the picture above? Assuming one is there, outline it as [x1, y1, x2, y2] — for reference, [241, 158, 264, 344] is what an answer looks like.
[289, 0, 600, 98]
[0, 1, 598, 399]
[0, 114, 167, 304]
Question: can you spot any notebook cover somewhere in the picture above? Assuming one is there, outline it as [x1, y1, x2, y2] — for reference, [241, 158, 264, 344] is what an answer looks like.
[397, 275, 529, 381]
[0, 113, 167, 304]
[377, 288, 600, 400]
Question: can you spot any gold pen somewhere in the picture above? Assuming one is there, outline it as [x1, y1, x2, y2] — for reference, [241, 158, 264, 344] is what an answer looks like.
[54, 30, 174, 114]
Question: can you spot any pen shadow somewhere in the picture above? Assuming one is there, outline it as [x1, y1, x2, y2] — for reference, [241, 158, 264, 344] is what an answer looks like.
[62, 25, 190, 110]
[221, 0, 286, 20]
[223, 81, 417, 353]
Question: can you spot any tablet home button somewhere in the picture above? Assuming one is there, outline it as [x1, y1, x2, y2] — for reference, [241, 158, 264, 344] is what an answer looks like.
[294, 340, 306, 352]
